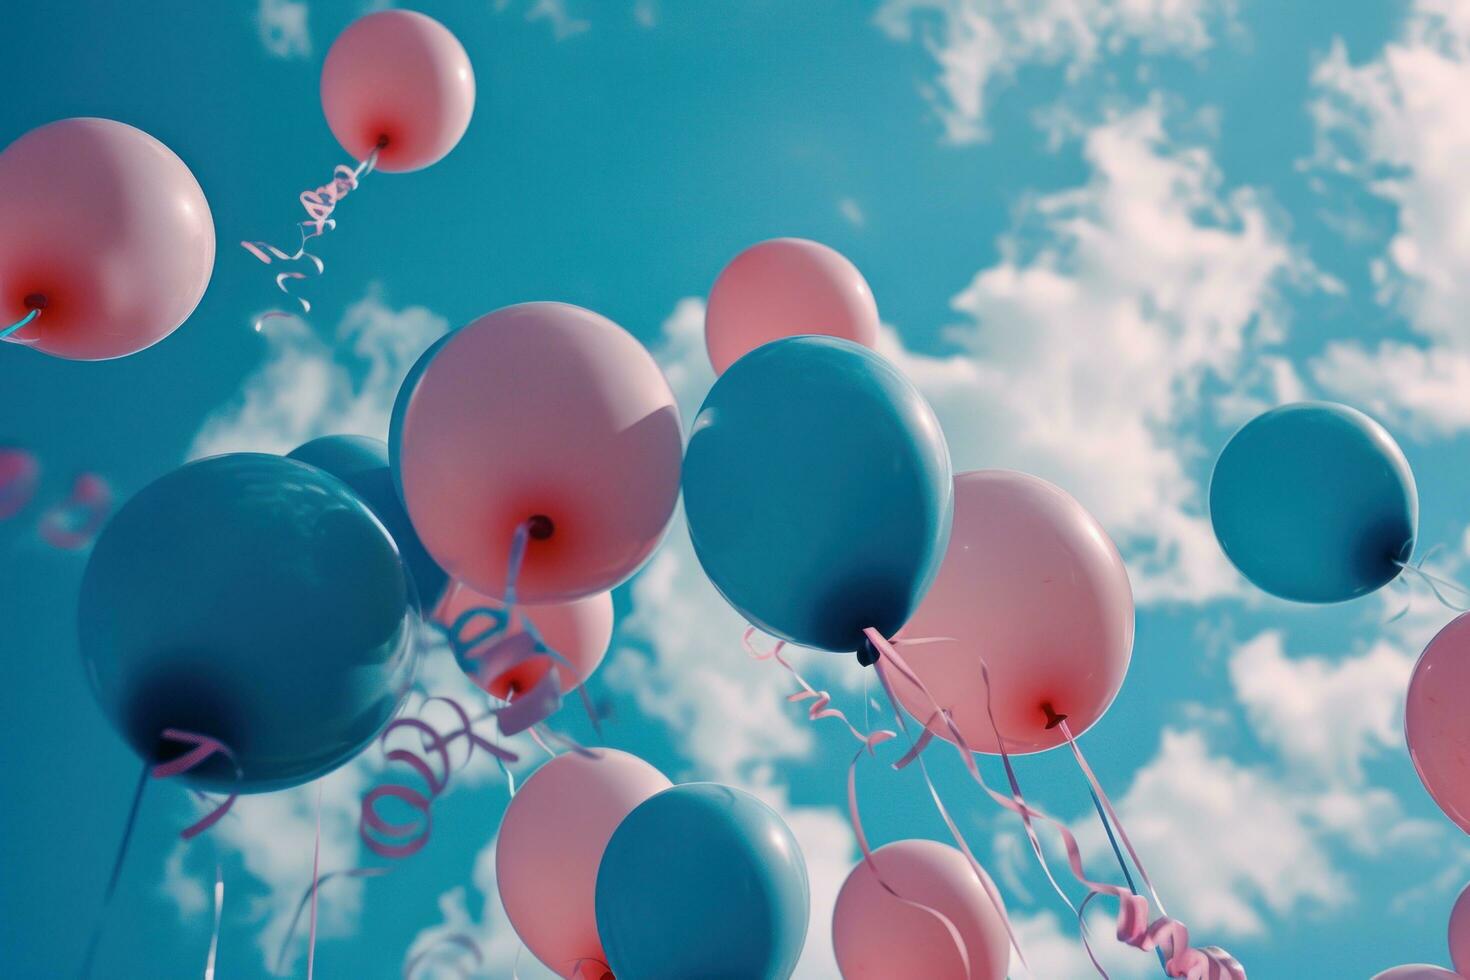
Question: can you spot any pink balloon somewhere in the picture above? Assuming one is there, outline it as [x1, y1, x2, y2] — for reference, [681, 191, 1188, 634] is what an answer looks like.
[705, 237, 879, 375]
[833, 840, 1010, 980]
[892, 470, 1133, 754]
[1407, 614, 1470, 834]
[497, 749, 671, 978]
[433, 579, 613, 700]
[0, 118, 215, 361]
[1452, 881, 1470, 977]
[395, 302, 683, 603]
[1372, 968, 1462, 979]
[321, 10, 475, 173]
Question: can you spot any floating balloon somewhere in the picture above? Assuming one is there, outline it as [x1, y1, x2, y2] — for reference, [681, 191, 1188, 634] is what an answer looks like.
[498, 750, 672, 978]
[1371, 968, 1462, 980]
[392, 302, 683, 603]
[890, 470, 1132, 754]
[433, 580, 612, 700]
[1210, 401, 1416, 603]
[682, 336, 952, 652]
[0, 448, 39, 519]
[833, 839, 1010, 980]
[321, 9, 475, 173]
[39, 473, 113, 550]
[1406, 613, 1470, 834]
[79, 454, 418, 792]
[0, 118, 215, 359]
[596, 783, 810, 980]
[705, 237, 880, 375]
[287, 434, 448, 610]
[1451, 881, 1470, 977]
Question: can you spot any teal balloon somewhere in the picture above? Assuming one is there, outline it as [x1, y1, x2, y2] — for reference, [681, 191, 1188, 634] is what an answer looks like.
[1209, 401, 1417, 603]
[388, 331, 453, 503]
[682, 337, 952, 652]
[595, 783, 809, 980]
[78, 454, 419, 792]
[288, 434, 448, 610]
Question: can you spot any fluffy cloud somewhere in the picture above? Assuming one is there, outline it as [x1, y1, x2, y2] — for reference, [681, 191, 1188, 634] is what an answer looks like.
[1307, 1, 1470, 432]
[495, 0, 591, 41]
[189, 287, 448, 459]
[256, 0, 311, 59]
[878, 102, 1303, 601]
[874, 0, 1235, 142]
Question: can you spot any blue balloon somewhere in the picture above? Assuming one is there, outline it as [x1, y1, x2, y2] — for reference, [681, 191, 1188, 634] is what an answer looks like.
[1209, 401, 1417, 603]
[388, 331, 453, 504]
[79, 454, 419, 792]
[595, 783, 809, 980]
[288, 434, 448, 611]
[682, 336, 952, 652]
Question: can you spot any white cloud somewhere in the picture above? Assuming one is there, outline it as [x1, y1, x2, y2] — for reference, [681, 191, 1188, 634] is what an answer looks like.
[257, 0, 311, 59]
[1306, 1, 1470, 433]
[1012, 908, 1156, 979]
[495, 0, 591, 41]
[877, 102, 1302, 601]
[189, 287, 448, 459]
[874, 0, 1235, 142]
[838, 197, 866, 228]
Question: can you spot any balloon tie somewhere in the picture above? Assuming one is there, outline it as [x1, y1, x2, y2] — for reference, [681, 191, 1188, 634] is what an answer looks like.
[869, 630, 1245, 979]
[241, 144, 382, 328]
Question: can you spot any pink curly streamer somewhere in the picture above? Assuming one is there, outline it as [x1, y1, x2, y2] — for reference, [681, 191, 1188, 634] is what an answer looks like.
[742, 628, 1019, 976]
[240, 147, 379, 324]
[38, 472, 112, 550]
[867, 630, 1245, 980]
[152, 728, 241, 840]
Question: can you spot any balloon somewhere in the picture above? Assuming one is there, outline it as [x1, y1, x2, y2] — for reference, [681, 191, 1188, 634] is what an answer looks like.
[1209, 401, 1416, 603]
[392, 302, 683, 603]
[832, 840, 1010, 980]
[497, 750, 671, 978]
[1371, 968, 1461, 980]
[78, 454, 417, 793]
[321, 10, 475, 173]
[705, 238, 879, 375]
[595, 783, 810, 980]
[1406, 613, 1470, 834]
[1451, 881, 1470, 976]
[287, 434, 448, 610]
[432, 579, 612, 699]
[682, 336, 952, 652]
[0, 117, 215, 360]
[891, 470, 1132, 754]
[388, 331, 453, 503]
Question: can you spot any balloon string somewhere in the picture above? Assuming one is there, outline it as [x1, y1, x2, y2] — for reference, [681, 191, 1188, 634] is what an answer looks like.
[204, 864, 224, 980]
[1394, 559, 1470, 612]
[307, 781, 323, 980]
[275, 867, 392, 972]
[0, 306, 40, 340]
[402, 933, 484, 979]
[741, 628, 1006, 975]
[241, 143, 382, 326]
[79, 761, 150, 979]
[869, 632, 1246, 979]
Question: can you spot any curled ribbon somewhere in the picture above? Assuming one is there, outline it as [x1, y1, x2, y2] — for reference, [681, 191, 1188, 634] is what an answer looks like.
[0, 305, 40, 341]
[0, 447, 39, 520]
[742, 628, 1017, 976]
[38, 472, 112, 550]
[867, 630, 1245, 980]
[240, 146, 380, 324]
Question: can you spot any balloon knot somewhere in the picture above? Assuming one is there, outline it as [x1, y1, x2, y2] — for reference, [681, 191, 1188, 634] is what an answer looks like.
[1041, 702, 1068, 730]
[375, 134, 390, 149]
[856, 636, 882, 668]
[23, 293, 46, 310]
[527, 514, 554, 540]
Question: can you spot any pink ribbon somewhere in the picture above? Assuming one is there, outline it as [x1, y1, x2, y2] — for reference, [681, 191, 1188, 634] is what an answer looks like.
[866, 630, 1245, 980]
[0, 447, 39, 519]
[240, 147, 379, 321]
[152, 728, 241, 840]
[38, 472, 112, 550]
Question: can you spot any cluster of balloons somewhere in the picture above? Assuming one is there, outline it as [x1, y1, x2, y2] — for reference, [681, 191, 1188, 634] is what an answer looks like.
[1373, 881, 1470, 978]
[499, 750, 809, 980]
[0, 447, 113, 550]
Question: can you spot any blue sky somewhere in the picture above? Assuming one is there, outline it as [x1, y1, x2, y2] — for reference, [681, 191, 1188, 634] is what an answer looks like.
[4, 1, 1470, 977]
